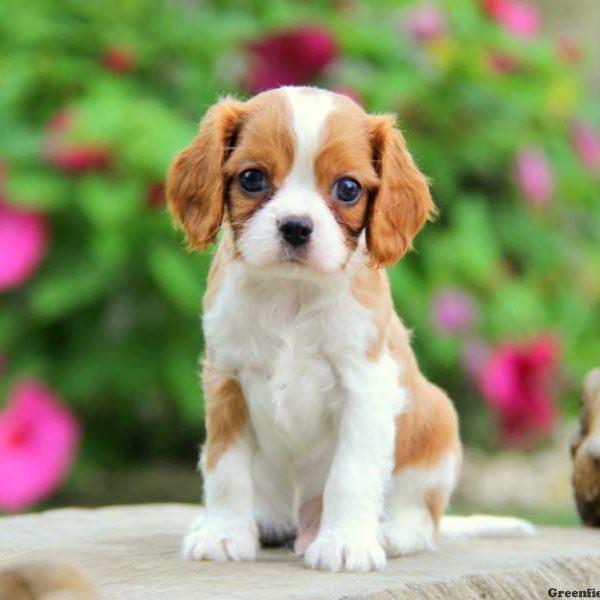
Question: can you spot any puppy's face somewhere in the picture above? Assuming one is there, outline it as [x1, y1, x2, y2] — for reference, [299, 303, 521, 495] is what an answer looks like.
[167, 87, 434, 273]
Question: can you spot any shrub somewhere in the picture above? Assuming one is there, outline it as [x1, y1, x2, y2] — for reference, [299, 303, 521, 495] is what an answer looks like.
[0, 0, 598, 507]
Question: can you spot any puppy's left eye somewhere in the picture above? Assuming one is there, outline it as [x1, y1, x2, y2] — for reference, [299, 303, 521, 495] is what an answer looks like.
[333, 177, 362, 204]
[239, 169, 268, 194]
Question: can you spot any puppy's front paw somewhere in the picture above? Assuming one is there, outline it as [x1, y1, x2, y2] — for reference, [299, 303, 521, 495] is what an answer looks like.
[182, 514, 258, 562]
[304, 529, 386, 572]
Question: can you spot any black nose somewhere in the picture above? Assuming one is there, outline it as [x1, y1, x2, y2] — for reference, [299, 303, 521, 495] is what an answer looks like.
[279, 216, 313, 247]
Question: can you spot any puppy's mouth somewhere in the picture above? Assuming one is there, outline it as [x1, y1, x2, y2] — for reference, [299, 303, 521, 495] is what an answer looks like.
[278, 244, 309, 265]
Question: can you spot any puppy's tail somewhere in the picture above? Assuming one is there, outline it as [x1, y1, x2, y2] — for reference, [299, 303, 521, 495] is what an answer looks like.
[440, 514, 536, 540]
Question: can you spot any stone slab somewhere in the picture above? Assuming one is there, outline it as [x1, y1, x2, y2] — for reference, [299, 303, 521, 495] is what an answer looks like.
[1, 504, 600, 599]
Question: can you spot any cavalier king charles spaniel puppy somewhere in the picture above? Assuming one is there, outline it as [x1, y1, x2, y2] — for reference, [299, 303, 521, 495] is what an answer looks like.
[167, 86, 533, 572]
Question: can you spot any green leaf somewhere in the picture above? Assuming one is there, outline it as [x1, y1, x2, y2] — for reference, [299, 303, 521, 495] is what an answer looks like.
[29, 262, 113, 320]
[4, 170, 70, 211]
[77, 176, 143, 229]
[147, 243, 206, 315]
[164, 336, 203, 423]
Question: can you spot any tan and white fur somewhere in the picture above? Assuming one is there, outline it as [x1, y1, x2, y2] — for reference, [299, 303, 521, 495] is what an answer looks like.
[167, 86, 533, 573]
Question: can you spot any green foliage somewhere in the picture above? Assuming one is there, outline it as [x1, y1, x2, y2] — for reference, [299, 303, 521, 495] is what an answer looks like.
[0, 0, 598, 480]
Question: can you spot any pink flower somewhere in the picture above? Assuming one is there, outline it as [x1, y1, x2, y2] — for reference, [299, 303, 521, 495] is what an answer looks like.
[462, 338, 490, 379]
[478, 336, 559, 446]
[0, 198, 48, 292]
[571, 122, 600, 174]
[101, 47, 136, 73]
[514, 148, 554, 206]
[483, 0, 540, 38]
[246, 26, 337, 92]
[431, 288, 477, 334]
[0, 380, 79, 512]
[405, 3, 448, 41]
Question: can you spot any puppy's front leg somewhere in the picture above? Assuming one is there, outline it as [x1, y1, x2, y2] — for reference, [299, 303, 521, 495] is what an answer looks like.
[304, 377, 394, 572]
[182, 367, 258, 562]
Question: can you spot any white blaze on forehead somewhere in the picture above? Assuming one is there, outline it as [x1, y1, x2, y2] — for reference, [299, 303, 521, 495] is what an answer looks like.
[238, 87, 348, 273]
[282, 87, 336, 184]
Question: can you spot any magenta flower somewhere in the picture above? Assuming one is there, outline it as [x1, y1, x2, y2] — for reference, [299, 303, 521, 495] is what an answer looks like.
[0, 198, 48, 292]
[246, 26, 337, 92]
[571, 122, 600, 174]
[478, 336, 559, 446]
[405, 3, 448, 42]
[483, 0, 540, 38]
[431, 288, 477, 335]
[515, 148, 554, 206]
[0, 380, 79, 512]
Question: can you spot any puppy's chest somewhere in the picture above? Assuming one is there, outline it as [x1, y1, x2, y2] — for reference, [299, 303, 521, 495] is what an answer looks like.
[205, 272, 372, 452]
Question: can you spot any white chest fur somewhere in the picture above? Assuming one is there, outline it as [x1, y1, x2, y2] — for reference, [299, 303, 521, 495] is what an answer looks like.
[204, 261, 385, 463]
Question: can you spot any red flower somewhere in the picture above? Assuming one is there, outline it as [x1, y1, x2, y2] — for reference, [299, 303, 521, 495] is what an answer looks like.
[478, 336, 559, 446]
[146, 182, 165, 208]
[101, 47, 136, 73]
[246, 26, 337, 92]
[45, 145, 110, 172]
[514, 148, 554, 206]
[483, 0, 540, 38]
[43, 110, 110, 173]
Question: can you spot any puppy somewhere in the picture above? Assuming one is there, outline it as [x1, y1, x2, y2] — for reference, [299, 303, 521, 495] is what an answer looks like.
[167, 86, 532, 572]
[572, 367, 600, 526]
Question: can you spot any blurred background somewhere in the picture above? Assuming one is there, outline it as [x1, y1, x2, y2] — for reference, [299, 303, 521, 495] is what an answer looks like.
[0, 0, 598, 525]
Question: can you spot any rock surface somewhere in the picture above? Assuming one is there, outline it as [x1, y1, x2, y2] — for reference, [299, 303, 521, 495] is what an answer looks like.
[1, 504, 599, 599]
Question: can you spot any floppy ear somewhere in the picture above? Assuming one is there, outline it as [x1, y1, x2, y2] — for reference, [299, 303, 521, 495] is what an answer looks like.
[366, 115, 436, 268]
[167, 97, 247, 250]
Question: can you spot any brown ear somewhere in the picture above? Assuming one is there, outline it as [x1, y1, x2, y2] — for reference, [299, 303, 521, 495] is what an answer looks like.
[366, 115, 436, 268]
[167, 97, 246, 250]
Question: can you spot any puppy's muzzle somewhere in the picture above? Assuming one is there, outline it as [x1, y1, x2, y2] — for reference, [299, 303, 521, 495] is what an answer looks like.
[278, 216, 313, 248]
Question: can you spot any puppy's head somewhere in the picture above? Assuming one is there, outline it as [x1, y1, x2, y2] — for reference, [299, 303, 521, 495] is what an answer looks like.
[167, 87, 435, 273]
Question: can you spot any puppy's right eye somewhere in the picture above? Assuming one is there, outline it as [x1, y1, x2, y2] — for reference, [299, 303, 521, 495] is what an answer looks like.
[238, 169, 268, 194]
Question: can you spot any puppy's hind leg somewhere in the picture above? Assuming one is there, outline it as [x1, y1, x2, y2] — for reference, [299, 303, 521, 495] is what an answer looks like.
[381, 452, 458, 557]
